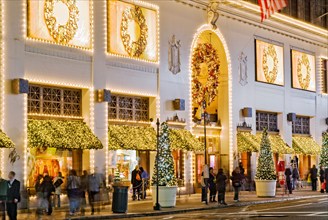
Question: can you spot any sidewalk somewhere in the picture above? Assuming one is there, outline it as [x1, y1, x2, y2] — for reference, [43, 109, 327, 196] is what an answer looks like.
[17, 189, 327, 220]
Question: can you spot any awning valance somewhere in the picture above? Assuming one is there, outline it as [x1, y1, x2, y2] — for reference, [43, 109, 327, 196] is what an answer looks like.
[292, 136, 321, 155]
[0, 129, 15, 148]
[28, 119, 103, 149]
[108, 125, 156, 150]
[169, 129, 204, 151]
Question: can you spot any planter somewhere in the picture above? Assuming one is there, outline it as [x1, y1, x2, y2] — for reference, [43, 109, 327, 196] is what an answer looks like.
[255, 179, 277, 197]
[151, 186, 177, 207]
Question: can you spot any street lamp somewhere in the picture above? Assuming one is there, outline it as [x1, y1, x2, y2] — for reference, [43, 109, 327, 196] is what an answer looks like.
[202, 99, 209, 205]
[153, 118, 161, 210]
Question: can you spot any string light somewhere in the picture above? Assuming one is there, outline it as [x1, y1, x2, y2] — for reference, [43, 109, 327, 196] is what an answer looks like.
[110, 88, 157, 97]
[318, 56, 328, 95]
[108, 119, 151, 125]
[23, 95, 28, 186]
[0, 0, 4, 173]
[105, 104, 109, 186]
[27, 78, 91, 89]
[28, 113, 84, 120]
[89, 87, 95, 173]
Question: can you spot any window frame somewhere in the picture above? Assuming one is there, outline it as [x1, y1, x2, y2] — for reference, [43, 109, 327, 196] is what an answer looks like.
[256, 111, 279, 132]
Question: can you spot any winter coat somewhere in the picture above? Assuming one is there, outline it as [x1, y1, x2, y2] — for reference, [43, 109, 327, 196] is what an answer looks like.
[131, 169, 142, 186]
[292, 168, 299, 179]
[285, 168, 292, 181]
[208, 173, 216, 190]
[310, 168, 318, 179]
[319, 169, 325, 182]
[231, 171, 243, 188]
[324, 168, 328, 181]
[216, 172, 227, 192]
[40, 176, 55, 198]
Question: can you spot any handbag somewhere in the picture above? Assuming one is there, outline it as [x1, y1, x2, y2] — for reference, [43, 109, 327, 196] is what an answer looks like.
[233, 182, 241, 187]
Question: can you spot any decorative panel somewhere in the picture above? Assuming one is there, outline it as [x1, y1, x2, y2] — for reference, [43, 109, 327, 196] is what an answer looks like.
[255, 39, 284, 86]
[291, 50, 316, 92]
[292, 116, 310, 135]
[256, 112, 278, 132]
[27, 0, 92, 49]
[107, 0, 159, 62]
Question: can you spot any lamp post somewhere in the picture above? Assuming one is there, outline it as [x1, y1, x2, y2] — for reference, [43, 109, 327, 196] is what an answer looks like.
[153, 118, 161, 210]
[202, 99, 209, 205]
[203, 100, 207, 164]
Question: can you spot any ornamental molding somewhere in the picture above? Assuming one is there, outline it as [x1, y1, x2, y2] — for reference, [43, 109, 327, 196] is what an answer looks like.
[106, 60, 158, 74]
[25, 45, 92, 62]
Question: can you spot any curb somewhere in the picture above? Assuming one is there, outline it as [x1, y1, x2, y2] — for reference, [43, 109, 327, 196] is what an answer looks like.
[69, 194, 327, 219]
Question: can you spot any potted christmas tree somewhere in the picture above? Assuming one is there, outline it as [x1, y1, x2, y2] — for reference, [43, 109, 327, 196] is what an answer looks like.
[319, 132, 328, 168]
[151, 122, 178, 207]
[255, 129, 277, 197]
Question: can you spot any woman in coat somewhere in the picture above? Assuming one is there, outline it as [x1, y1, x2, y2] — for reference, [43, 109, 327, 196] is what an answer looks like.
[285, 166, 292, 194]
[208, 167, 217, 202]
[40, 175, 55, 215]
[216, 168, 227, 205]
[231, 167, 243, 202]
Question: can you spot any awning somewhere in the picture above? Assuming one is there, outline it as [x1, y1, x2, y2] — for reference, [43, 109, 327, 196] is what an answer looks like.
[169, 129, 204, 151]
[28, 119, 103, 149]
[292, 136, 321, 155]
[237, 131, 259, 153]
[0, 129, 15, 148]
[108, 125, 156, 150]
[255, 133, 294, 154]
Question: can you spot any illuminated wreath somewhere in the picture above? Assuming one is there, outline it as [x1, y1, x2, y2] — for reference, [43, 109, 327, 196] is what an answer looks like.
[297, 54, 311, 89]
[262, 45, 278, 83]
[120, 6, 148, 57]
[44, 0, 79, 44]
[191, 43, 220, 106]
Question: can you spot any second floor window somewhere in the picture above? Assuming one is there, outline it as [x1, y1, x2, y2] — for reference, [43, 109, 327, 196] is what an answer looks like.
[292, 116, 310, 135]
[108, 94, 149, 121]
[28, 84, 82, 116]
[256, 112, 278, 132]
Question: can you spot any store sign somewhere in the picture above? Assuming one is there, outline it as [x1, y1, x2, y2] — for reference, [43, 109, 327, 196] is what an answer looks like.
[291, 50, 316, 92]
[27, 0, 92, 49]
[255, 39, 284, 86]
[107, 0, 159, 62]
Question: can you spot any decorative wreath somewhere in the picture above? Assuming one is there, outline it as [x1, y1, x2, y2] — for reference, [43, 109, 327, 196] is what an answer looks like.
[44, 0, 79, 44]
[191, 43, 220, 106]
[262, 45, 278, 83]
[297, 54, 311, 89]
[120, 6, 148, 57]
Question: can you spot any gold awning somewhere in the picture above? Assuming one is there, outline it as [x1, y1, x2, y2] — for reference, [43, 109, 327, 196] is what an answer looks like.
[255, 133, 294, 154]
[169, 129, 204, 151]
[237, 131, 259, 153]
[108, 125, 156, 151]
[28, 119, 103, 149]
[0, 129, 15, 148]
[292, 136, 321, 155]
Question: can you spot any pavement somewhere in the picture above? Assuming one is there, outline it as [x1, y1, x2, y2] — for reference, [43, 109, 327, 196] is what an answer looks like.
[15, 189, 328, 220]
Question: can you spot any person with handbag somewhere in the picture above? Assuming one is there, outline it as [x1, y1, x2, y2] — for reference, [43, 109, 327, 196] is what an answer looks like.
[319, 166, 325, 193]
[231, 167, 243, 202]
[131, 165, 142, 201]
[53, 172, 64, 208]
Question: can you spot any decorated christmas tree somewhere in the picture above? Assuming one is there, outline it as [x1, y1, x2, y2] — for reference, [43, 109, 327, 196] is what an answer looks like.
[319, 132, 328, 167]
[152, 122, 177, 186]
[255, 129, 276, 180]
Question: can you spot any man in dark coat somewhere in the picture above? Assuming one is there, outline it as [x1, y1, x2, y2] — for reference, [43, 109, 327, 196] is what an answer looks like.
[6, 171, 20, 220]
[285, 166, 292, 194]
[309, 165, 318, 191]
[216, 168, 227, 205]
[131, 165, 142, 200]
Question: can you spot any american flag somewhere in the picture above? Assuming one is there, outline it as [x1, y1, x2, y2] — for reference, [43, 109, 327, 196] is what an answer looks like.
[258, 0, 288, 22]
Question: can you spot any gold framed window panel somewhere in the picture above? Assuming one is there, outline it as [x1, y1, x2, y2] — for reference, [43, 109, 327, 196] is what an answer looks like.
[107, 0, 159, 63]
[255, 39, 284, 86]
[27, 0, 92, 49]
[291, 50, 316, 92]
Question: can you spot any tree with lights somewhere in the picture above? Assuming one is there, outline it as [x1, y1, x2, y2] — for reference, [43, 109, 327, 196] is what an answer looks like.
[255, 129, 276, 180]
[152, 122, 177, 186]
[319, 132, 328, 168]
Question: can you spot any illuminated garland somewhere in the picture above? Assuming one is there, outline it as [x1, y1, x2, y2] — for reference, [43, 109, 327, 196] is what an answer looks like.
[120, 6, 148, 57]
[169, 129, 203, 151]
[319, 132, 328, 167]
[297, 54, 311, 89]
[44, 0, 79, 44]
[191, 43, 220, 106]
[0, 129, 15, 148]
[292, 136, 321, 155]
[262, 45, 278, 83]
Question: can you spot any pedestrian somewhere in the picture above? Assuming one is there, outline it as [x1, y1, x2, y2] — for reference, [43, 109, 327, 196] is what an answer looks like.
[139, 167, 148, 199]
[53, 172, 64, 208]
[292, 165, 299, 190]
[324, 168, 328, 193]
[6, 171, 20, 220]
[239, 162, 245, 176]
[309, 165, 318, 191]
[131, 165, 142, 201]
[88, 168, 104, 215]
[0, 171, 8, 220]
[319, 166, 325, 193]
[231, 167, 243, 202]
[67, 169, 81, 216]
[200, 172, 207, 204]
[208, 167, 217, 202]
[216, 168, 227, 205]
[40, 174, 55, 215]
[80, 170, 89, 216]
[285, 165, 292, 194]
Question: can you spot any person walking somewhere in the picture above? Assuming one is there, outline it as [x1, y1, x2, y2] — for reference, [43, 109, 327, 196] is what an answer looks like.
[40, 175, 55, 215]
[319, 166, 325, 193]
[208, 167, 217, 202]
[309, 165, 318, 191]
[6, 171, 20, 220]
[285, 165, 292, 194]
[139, 167, 148, 199]
[35, 175, 45, 216]
[325, 168, 328, 193]
[292, 165, 299, 190]
[216, 168, 227, 205]
[53, 172, 64, 208]
[0, 171, 8, 220]
[67, 169, 81, 216]
[231, 167, 243, 202]
[80, 170, 89, 216]
[131, 165, 142, 201]
[88, 168, 104, 215]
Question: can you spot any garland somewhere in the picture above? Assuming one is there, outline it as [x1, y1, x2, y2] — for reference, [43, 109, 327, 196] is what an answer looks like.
[120, 6, 148, 57]
[44, 0, 79, 44]
[262, 45, 278, 83]
[0, 129, 15, 148]
[191, 43, 220, 106]
[297, 53, 311, 90]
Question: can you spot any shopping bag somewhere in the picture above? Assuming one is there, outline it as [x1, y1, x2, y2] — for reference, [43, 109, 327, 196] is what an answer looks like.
[321, 182, 326, 190]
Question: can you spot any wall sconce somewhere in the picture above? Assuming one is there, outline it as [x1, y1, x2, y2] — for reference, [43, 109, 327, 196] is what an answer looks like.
[12, 78, 29, 94]
[287, 113, 296, 122]
[97, 89, 111, 103]
[173, 99, 185, 111]
[242, 107, 252, 117]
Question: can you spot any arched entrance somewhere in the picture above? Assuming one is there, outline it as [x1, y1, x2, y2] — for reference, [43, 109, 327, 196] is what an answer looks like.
[189, 25, 232, 189]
